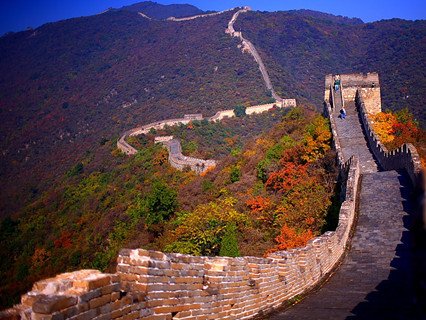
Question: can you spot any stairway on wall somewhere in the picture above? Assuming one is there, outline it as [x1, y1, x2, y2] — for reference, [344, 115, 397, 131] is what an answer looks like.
[332, 94, 379, 174]
[266, 88, 419, 319]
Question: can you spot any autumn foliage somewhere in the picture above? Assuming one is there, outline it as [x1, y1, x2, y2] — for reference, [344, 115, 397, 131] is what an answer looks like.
[266, 225, 314, 255]
[371, 108, 426, 166]
[246, 196, 271, 213]
[265, 163, 308, 194]
[0, 107, 338, 308]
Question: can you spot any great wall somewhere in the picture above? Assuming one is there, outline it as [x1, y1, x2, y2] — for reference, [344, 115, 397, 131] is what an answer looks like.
[117, 7, 295, 173]
[2, 70, 424, 319]
[1, 4, 425, 320]
[225, 8, 282, 102]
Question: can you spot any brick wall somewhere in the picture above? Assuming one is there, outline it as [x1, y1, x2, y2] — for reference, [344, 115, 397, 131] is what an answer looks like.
[1, 156, 360, 320]
[325, 72, 379, 89]
[323, 101, 345, 167]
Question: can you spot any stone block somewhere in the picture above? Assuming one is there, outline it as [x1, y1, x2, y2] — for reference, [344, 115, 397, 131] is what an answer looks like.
[32, 295, 77, 314]
[78, 288, 101, 302]
[73, 275, 111, 291]
[88, 294, 111, 309]
[148, 251, 167, 260]
[22, 293, 39, 307]
[68, 308, 97, 320]
[101, 283, 120, 295]
[31, 313, 56, 320]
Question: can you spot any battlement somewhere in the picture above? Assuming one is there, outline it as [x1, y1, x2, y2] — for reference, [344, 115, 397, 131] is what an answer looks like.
[325, 72, 379, 88]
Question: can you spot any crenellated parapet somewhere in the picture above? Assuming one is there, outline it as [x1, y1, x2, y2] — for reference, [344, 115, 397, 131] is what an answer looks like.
[356, 91, 422, 185]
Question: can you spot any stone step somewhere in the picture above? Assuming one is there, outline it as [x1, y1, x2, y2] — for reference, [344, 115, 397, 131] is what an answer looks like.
[331, 101, 380, 173]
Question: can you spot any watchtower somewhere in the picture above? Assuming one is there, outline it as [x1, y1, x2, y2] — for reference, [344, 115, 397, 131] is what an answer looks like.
[325, 72, 382, 114]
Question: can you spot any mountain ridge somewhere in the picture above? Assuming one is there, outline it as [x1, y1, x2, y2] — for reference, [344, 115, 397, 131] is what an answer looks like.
[120, 1, 205, 20]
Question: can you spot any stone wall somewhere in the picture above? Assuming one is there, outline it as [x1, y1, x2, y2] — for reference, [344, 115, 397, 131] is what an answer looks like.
[245, 103, 276, 115]
[167, 7, 241, 22]
[324, 72, 379, 89]
[2, 154, 360, 320]
[116, 101, 296, 174]
[226, 8, 283, 102]
[356, 91, 422, 185]
[282, 99, 297, 108]
[161, 139, 217, 174]
[209, 109, 235, 122]
[323, 100, 345, 167]
[154, 136, 174, 143]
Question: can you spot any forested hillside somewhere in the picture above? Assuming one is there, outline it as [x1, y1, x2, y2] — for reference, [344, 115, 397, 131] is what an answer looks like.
[0, 1, 425, 309]
[1, 4, 424, 218]
[0, 108, 339, 308]
[0, 7, 266, 216]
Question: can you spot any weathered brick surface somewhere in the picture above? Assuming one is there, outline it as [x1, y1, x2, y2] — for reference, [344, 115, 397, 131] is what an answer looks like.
[32, 295, 77, 314]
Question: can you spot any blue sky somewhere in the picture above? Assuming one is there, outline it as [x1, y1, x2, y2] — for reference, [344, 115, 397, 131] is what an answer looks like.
[1, 0, 425, 35]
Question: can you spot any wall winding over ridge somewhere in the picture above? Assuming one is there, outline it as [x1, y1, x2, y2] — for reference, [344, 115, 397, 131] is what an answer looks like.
[167, 8, 238, 21]
[117, 6, 296, 172]
[226, 8, 282, 102]
[161, 139, 217, 174]
[116, 101, 296, 173]
[1, 75, 361, 320]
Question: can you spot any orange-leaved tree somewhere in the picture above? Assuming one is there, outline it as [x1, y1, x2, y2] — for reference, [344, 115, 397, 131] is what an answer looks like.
[265, 224, 313, 255]
[302, 115, 332, 162]
[371, 108, 425, 166]
[246, 196, 274, 224]
[265, 162, 308, 194]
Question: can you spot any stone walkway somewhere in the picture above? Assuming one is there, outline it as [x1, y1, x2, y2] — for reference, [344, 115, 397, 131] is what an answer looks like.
[264, 89, 423, 319]
[268, 171, 418, 319]
[333, 93, 379, 174]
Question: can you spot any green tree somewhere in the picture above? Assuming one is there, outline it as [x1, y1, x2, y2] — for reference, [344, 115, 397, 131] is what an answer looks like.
[233, 105, 246, 117]
[219, 223, 240, 257]
[67, 162, 84, 177]
[230, 165, 241, 183]
[145, 181, 178, 225]
[164, 197, 246, 256]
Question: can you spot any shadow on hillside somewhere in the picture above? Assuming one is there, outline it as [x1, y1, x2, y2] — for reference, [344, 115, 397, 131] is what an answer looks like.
[348, 172, 426, 319]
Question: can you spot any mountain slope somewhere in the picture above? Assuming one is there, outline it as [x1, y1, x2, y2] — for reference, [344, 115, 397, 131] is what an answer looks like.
[0, 6, 424, 218]
[0, 8, 267, 216]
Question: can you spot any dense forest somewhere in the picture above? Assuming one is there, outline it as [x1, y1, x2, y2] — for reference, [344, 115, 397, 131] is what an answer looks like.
[1, 3, 424, 219]
[0, 107, 339, 307]
[0, 8, 267, 217]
